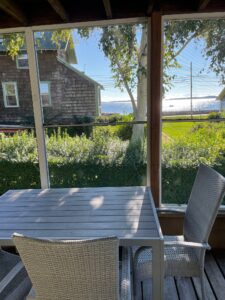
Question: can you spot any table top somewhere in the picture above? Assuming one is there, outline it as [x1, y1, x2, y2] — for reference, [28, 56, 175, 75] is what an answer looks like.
[0, 186, 162, 246]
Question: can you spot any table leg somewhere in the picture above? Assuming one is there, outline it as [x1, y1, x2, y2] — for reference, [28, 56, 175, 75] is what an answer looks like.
[152, 240, 164, 300]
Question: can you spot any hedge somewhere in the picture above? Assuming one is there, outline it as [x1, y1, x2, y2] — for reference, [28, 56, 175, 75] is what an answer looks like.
[1, 122, 225, 204]
[0, 161, 146, 196]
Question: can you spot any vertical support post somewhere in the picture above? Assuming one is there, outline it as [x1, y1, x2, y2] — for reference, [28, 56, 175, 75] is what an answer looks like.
[150, 12, 162, 207]
[190, 61, 193, 119]
[25, 28, 50, 189]
[146, 18, 151, 187]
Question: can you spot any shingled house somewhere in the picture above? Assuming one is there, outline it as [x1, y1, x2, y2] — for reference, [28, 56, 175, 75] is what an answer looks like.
[0, 32, 102, 126]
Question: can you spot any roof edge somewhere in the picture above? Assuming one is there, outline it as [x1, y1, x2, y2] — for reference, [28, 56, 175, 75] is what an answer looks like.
[57, 57, 104, 89]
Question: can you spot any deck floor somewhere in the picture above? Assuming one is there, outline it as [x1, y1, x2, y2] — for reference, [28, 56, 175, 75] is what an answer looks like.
[142, 251, 225, 300]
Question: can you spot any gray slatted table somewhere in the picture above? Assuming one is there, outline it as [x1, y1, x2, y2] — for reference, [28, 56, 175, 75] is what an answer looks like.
[0, 186, 164, 300]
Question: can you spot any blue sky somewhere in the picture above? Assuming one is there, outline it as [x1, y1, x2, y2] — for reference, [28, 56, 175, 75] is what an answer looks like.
[166, 38, 223, 99]
[72, 27, 223, 102]
[72, 29, 132, 102]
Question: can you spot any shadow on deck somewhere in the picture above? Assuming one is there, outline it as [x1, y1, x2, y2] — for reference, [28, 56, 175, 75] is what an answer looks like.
[142, 251, 225, 300]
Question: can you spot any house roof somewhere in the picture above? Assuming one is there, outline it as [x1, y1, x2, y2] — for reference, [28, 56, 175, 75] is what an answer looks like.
[0, 1, 225, 29]
[0, 31, 77, 64]
[57, 56, 104, 89]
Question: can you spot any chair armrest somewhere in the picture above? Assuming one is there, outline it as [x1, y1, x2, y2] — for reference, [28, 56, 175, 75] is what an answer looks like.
[164, 241, 211, 250]
[120, 247, 133, 300]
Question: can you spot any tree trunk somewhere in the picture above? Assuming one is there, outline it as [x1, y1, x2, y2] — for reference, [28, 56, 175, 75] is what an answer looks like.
[131, 25, 147, 143]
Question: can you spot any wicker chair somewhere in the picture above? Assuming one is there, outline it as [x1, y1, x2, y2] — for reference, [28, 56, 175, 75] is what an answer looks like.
[133, 164, 225, 300]
[13, 235, 132, 300]
[0, 249, 31, 300]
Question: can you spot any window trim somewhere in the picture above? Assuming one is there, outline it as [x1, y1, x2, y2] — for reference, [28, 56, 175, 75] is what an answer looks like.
[16, 53, 29, 69]
[2, 82, 19, 108]
[40, 81, 52, 107]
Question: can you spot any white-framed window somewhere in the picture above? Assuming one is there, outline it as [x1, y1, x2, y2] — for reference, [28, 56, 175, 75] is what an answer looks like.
[40, 82, 51, 107]
[2, 82, 19, 107]
[16, 54, 29, 69]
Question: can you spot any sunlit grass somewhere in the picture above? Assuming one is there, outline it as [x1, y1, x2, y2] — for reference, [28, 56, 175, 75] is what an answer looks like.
[162, 122, 198, 139]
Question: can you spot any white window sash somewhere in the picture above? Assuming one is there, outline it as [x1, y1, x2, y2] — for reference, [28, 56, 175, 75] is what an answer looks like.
[40, 81, 51, 107]
[2, 82, 19, 107]
[16, 54, 29, 69]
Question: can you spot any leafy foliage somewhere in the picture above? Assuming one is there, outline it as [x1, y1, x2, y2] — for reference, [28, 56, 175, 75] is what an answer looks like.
[1, 122, 225, 204]
[0, 128, 147, 195]
[163, 19, 225, 85]
[99, 25, 139, 92]
[1, 33, 25, 59]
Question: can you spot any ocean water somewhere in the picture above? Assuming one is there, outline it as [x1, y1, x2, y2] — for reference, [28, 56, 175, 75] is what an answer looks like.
[101, 98, 224, 115]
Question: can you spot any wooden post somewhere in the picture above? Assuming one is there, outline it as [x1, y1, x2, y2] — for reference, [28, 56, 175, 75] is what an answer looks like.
[149, 12, 162, 207]
[25, 29, 50, 188]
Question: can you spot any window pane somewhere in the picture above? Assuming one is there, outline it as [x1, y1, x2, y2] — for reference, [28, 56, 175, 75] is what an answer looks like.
[6, 95, 17, 106]
[162, 18, 225, 204]
[40, 82, 51, 106]
[0, 32, 40, 195]
[5, 83, 16, 96]
[17, 54, 29, 68]
[35, 23, 148, 188]
[3, 83, 18, 107]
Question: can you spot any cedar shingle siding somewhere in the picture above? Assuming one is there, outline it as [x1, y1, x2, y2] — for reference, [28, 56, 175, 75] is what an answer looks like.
[0, 51, 100, 125]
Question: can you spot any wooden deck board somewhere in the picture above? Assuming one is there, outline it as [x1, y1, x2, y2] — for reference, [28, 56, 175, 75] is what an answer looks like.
[192, 274, 216, 300]
[142, 251, 225, 299]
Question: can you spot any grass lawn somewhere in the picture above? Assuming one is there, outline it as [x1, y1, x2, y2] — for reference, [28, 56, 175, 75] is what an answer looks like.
[162, 121, 201, 139]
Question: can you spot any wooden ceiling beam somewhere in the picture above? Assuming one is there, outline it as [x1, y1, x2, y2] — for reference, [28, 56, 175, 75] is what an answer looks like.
[198, 0, 211, 10]
[102, 0, 112, 19]
[47, 0, 69, 22]
[0, 0, 27, 25]
[147, 0, 155, 15]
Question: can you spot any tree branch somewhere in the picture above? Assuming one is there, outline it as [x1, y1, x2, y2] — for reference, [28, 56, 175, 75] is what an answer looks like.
[170, 31, 199, 61]
[117, 61, 137, 115]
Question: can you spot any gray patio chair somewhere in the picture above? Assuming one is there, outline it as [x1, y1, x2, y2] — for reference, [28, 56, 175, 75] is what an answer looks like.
[0, 249, 31, 300]
[133, 164, 225, 300]
[13, 234, 132, 300]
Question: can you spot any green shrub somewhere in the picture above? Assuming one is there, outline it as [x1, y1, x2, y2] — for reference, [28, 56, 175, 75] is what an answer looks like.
[96, 114, 133, 140]
[207, 112, 221, 119]
[1, 121, 225, 205]
[161, 122, 225, 203]
[0, 129, 147, 195]
[45, 116, 94, 138]
[0, 161, 40, 195]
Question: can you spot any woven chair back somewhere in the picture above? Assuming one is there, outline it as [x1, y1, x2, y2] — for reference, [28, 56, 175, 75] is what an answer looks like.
[13, 235, 119, 300]
[184, 164, 225, 244]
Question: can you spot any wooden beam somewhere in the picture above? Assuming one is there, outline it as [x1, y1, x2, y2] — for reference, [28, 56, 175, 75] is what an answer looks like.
[147, 0, 155, 15]
[150, 12, 162, 207]
[0, 0, 27, 25]
[198, 0, 211, 10]
[47, 0, 69, 22]
[102, 0, 112, 19]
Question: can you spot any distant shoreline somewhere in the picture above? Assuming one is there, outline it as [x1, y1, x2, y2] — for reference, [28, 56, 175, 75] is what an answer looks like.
[101, 96, 217, 103]
[101, 98, 225, 115]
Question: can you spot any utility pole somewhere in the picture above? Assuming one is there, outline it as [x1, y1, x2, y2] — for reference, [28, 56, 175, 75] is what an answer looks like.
[190, 62, 193, 119]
